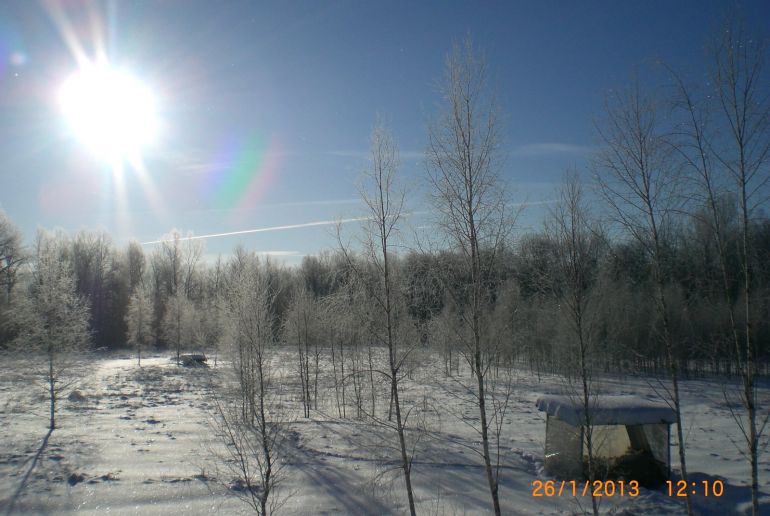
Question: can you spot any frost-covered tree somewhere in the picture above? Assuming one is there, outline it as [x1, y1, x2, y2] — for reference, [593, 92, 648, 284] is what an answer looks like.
[709, 22, 770, 516]
[323, 289, 356, 419]
[0, 209, 25, 306]
[426, 38, 516, 516]
[0, 210, 26, 346]
[545, 172, 604, 515]
[13, 231, 90, 430]
[284, 284, 319, 418]
[340, 118, 418, 515]
[126, 285, 152, 366]
[148, 230, 204, 347]
[667, 16, 770, 514]
[71, 230, 112, 347]
[162, 291, 195, 365]
[126, 240, 146, 293]
[594, 81, 693, 515]
[213, 252, 287, 515]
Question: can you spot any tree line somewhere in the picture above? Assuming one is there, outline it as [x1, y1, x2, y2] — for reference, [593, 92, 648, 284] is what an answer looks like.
[2, 209, 767, 376]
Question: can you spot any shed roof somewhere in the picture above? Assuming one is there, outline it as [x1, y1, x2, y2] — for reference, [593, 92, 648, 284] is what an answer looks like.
[536, 395, 676, 426]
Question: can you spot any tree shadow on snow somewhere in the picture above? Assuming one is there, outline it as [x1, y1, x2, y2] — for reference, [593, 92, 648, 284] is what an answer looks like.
[1, 429, 52, 515]
[282, 421, 393, 515]
[686, 472, 769, 516]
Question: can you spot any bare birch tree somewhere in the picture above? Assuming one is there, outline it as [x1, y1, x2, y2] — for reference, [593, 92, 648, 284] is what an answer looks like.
[361, 119, 417, 515]
[545, 172, 604, 516]
[0, 209, 25, 306]
[126, 285, 152, 366]
[212, 252, 288, 515]
[162, 291, 194, 365]
[284, 284, 318, 418]
[336, 119, 418, 514]
[594, 82, 694, 515]
[426, 38, 514, 516]
[710, 22, 770, 516]
[13, 230, 91, 430]
[323, 289, 354, 419]
[0, 210, 25, 346]
[668, 16, 770, 514]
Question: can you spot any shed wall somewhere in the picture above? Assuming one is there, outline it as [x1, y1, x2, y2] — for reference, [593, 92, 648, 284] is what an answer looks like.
[544, 415, 582, 479]
[543, 416, 671, 485]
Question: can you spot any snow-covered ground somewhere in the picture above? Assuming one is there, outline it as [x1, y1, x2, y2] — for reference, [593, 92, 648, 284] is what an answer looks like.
[0, 350, 768, 515]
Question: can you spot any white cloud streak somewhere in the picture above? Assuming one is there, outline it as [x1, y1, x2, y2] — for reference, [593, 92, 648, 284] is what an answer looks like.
[255, 250, 303, 257]
[329, 144, 593, 160]
[326, 150, 366, 158]
[511, 143, 594, 157]
[327, 150, 423, 160]
[521, 199, 560, 206]
[142, 216, 369, 245]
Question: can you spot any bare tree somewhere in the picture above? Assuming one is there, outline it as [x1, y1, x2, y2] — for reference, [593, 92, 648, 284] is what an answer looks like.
[323, 290, 354, 418]
[147, 230, 204, 348]
[594, 82, 693, 515]
[12, 230, 90, 430]
[545, 172, 604, 516]
[0, 209, 25, 305]
[0, 210, 26, 347]
[284, 284, 318, 418]
[335, 119, 419, 513]
[710, 21, 770, 516]
[158, 230, 184, 296]
[71, 230, 112, 347]
[425, 38, 515, 516]
[181, 233, 204, 299]
[358, 118, 417, 515]
[126, 285, 152, 366]
[209, 389, 290, 515]
[214, 251, 287, 515]
[126, 240, 146, 293]
[668, 16, 770, 514]
[162, 291, 194, 365]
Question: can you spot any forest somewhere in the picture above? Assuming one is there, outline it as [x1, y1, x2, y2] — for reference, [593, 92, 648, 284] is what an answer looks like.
[1, 197, 769, 379]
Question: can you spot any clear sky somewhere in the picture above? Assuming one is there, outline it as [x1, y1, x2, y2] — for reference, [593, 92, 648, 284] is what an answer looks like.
[1, 0, 768, 264]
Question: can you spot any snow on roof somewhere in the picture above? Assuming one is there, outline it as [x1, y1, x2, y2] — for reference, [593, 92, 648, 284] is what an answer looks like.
[536, 395, 676, 426]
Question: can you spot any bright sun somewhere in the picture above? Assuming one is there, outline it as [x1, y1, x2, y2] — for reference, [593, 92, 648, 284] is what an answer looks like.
[60, 64, 158, 161]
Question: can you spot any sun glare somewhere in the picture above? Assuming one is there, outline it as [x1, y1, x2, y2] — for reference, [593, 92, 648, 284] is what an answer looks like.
[59, 64, 158, 161]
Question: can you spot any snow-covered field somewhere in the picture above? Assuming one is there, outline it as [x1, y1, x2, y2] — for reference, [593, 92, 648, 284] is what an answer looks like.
[0, 350, 768, 515]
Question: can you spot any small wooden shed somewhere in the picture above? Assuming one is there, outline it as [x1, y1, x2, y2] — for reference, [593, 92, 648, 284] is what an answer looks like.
[536, 395, 676, 487]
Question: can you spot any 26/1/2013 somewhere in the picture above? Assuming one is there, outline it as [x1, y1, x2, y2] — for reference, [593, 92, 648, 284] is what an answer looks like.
[532, 480, 640, 498]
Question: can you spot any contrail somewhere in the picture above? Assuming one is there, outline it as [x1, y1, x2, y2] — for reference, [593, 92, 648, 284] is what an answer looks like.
[141, 216, 369, 245]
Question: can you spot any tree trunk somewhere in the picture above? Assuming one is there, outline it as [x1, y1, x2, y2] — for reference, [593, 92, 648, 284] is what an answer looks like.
[475, 344, 500, 516]
[49, 351, 56, 431]
[392, 374, 416, 516]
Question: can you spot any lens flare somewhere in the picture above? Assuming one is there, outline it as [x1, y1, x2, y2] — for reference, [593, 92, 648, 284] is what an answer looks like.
[198, 133, 281, 221]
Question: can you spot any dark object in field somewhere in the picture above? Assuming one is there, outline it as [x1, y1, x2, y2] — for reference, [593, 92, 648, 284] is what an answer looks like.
[68, 390, 87, 402]
[68, 472, 86, 486]
[180, 354, 208, 367]
[586, 449, 667, 488]
[611, 449, 667, 488]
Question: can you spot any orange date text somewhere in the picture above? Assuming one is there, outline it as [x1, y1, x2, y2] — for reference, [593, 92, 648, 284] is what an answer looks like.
[531, 480, 640, 498]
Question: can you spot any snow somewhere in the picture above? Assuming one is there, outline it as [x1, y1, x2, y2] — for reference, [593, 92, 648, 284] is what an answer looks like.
[535, 394, 677, 426]
[0, 350, 768, 515]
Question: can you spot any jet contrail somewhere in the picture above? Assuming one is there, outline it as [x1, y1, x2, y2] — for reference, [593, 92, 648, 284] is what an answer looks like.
[141, 216, 369, 245]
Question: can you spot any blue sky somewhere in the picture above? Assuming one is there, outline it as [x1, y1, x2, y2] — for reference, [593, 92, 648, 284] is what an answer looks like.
[1, 0, 768, 264]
